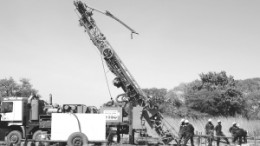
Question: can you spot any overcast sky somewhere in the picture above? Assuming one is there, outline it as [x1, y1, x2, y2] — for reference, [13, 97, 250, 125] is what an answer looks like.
[0, 0, 259, 107]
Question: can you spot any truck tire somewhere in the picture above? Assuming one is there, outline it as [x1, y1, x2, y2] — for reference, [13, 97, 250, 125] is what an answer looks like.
[33, 130, 47, 141]
[6, 130, 22, 146]
[67, 132, 88, 146]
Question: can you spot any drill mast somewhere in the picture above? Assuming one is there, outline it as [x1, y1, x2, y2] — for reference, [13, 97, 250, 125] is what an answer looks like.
[73, 1, 178, 144]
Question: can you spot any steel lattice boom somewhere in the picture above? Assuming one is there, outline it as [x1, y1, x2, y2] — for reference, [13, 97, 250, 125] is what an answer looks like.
[73, 1, 178, 144]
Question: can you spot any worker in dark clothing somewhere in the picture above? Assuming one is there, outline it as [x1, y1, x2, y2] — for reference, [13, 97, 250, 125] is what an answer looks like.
[154, 117, 163, 136]
[215, 120, 230, 146]
[229, 122, 239, 134]
[234, 124, 247, 144]
[178, 119, 186, 144]
[237, 124, 248, 144]
[183, 120, 195, 146]
[205, 119, 214, 146]
[229, 122, 241, 144]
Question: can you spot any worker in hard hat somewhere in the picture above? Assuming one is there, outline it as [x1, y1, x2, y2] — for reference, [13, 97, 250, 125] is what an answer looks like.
[183, 120, 195, 146]
[205, 119, 214, 146]
[229, 123, 247, 145]
[154, 116, 163, 136]
[229, 122, 241, 144]
[178, 119, 186, 144]
[215, 120, 229, 146]
[229, 122, 239, 136]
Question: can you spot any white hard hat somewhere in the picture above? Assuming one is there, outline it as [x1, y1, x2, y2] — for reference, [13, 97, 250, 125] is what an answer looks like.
[208, 119, 212, 122]
[217, 120, 221, 123]
[237, 124, 240, 127]
[184, 120, 189, 123]
[232, 122, 237, 125]
[181, 119, 185, 122]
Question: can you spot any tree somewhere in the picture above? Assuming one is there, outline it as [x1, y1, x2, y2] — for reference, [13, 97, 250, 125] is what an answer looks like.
[236, 78, 260, 94]
[199, 71, 235, 90]
[235, 78, 260, 119]
[165, 91, 183, 108]
[0, 77, 38, 99]
[184, 71, 246, 116]
[16, 78, 38, 97]
[186, 89, 221, 116]
[143, 88, 167, 105]
[243, 91, 260, 119]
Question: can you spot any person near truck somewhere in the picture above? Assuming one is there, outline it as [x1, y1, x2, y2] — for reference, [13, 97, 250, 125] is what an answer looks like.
[205, 119, 214, 146]
[215, 120, 230, 146]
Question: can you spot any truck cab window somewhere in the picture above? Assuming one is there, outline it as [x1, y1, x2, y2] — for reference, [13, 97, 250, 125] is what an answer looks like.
[1, 102, 13, 113]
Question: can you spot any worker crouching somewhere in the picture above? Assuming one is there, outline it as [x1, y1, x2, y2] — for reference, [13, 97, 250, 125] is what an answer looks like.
[229, 122, 247, 145]
[183, 120, 195, 146]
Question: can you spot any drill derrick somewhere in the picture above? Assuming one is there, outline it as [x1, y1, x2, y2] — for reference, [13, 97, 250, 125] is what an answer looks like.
[74, 1, 178, 144]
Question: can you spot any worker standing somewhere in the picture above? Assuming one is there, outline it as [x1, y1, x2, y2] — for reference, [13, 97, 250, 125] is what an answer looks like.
[178, 119, 186, 144]
[183, 120, 195, 146]
[215, 120, 230, 146]
[205, 119, 214, 146]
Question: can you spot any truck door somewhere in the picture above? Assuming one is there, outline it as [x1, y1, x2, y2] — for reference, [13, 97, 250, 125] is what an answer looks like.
[1, 101, 23, 121]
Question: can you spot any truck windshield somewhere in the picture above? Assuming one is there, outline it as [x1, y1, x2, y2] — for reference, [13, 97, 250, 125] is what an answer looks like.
[1, 102, 13, 113]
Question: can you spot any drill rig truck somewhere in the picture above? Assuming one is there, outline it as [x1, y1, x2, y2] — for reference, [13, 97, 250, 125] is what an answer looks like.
[74, 1, 179, 145]
[0, 1, 179, 146]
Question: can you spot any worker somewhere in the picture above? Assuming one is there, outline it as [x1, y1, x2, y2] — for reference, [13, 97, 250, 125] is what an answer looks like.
[183, 120, 195, 146]
[151, 114, 162, 136]
[229, 122, 239, 135]
[236, 124, 248, 144]
[215, 120, 229, 146]
[178, 119, 186, 144]
[205, 119, 214, 146]
[234, 124, 247, 144]
[229, 122, 241, 144]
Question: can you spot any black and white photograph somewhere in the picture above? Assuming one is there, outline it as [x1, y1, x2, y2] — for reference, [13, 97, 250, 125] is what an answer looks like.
[0, 0, 259, 145]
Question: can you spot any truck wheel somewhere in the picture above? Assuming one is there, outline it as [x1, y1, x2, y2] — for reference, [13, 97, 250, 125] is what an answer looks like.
[6, 130, 22, 146]
[67, 132, 88, 146]
[33, 130, 47, 140]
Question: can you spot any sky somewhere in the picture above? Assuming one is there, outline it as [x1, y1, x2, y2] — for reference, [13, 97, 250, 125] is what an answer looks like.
[0, 0, 259, 107]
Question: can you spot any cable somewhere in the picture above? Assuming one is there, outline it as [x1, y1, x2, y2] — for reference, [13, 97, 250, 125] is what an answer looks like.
[74, 9, 81, 18]
[82, 32, 113, 100]
[99, 54, 113, 99]
[71, 113, 82, 133]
